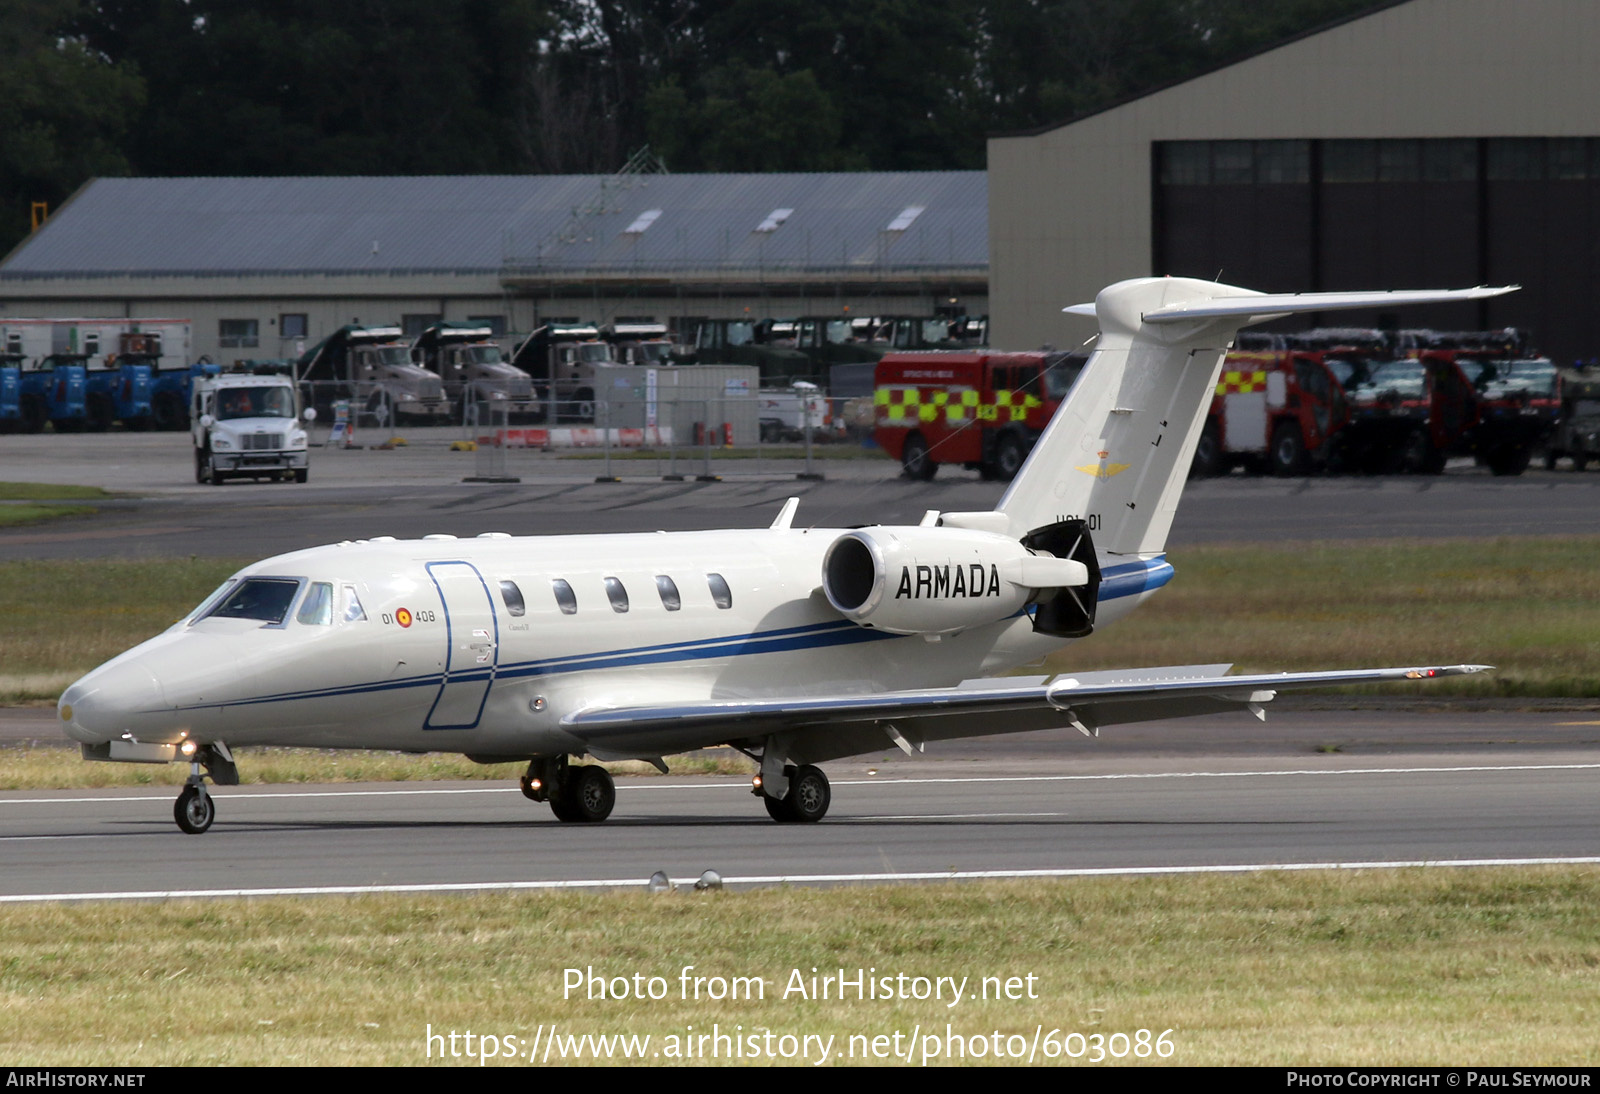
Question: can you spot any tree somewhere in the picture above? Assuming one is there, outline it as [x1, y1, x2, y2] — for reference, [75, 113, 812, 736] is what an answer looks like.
[0, 0, 143, 255]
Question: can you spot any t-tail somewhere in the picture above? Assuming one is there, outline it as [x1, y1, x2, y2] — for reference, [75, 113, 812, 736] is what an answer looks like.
[996, 277, 1518, 559]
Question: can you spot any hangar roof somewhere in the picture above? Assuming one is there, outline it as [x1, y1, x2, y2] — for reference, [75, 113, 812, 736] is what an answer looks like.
[0, 173, 986, 280]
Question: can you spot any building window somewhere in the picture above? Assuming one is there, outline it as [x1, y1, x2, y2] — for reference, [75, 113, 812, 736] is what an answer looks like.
[281, 313, 308, 339]
[219, 319, 259, 348]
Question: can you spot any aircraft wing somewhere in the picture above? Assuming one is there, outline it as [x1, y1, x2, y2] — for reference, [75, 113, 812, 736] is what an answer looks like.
[560, 663, 1489, 765]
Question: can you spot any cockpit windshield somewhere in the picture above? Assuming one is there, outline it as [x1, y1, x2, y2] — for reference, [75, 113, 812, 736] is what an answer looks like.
[464, 345, 505, 365]
[201, 577, 302, 624]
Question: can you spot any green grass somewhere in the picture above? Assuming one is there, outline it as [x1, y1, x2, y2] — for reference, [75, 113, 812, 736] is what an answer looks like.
[2, 868, 1595, 1065]
[1045, 536, 1600, 698]
[0, 743, 755, 790]
[0, 557, 242, 701]
[0, 503, 96, 527]
[0, 482, 112, 500]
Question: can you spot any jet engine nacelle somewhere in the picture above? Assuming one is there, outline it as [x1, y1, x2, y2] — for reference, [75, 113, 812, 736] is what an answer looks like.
[821, 527, 1088, 636]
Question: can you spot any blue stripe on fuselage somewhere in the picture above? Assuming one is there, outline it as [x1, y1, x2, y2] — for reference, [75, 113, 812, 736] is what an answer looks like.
[174, 556, 1174, 717]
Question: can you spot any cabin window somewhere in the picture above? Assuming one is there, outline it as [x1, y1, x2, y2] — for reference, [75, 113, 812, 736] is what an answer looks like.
[296, 582, 334, 626]
[707, 573, 733, 609]
[342, 585, 367, 622]
[499, 580, 526, 617]
[551, 579, 578, 614]
[605, 577, 630, 613]
[655, 575, 681, 611]
[204, 577, 301, 625]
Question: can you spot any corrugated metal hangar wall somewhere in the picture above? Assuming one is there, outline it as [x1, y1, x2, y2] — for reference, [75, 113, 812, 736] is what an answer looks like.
[989, 0, 1600, 364]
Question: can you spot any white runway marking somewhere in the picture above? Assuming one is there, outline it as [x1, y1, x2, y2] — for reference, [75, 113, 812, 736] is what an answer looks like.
[4, 857, 1599, 904]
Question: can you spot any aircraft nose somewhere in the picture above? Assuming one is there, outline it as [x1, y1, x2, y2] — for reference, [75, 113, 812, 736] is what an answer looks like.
[58, 661, 169, 744]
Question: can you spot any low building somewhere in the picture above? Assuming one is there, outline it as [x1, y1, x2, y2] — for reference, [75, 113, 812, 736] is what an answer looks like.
[0, 171, 986, 365]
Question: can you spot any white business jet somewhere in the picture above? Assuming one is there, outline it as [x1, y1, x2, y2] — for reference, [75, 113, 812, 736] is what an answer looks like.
[58, 277, 1511, 833]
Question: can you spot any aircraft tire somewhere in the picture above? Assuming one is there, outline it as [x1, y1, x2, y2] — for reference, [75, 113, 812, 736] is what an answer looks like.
[993, 432, 1027, 481]
[901, 434, 936, 481]
[552, 765, 614, 823]
[174, 785, 215, 834]
[1269, 423, 1307, 476]
[766, 764, 829, 823]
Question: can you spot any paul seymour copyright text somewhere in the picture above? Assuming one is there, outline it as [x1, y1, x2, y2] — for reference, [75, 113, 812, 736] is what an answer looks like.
[423, 964, 1177, 1064]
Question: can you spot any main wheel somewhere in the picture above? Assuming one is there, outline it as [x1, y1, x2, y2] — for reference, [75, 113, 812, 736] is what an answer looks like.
[174, 785, 214, 834]
[992, 432, 1027, 481]
[1269, 423, 1307, 476]
[551, 765, 614, 823]
[766, 764, 830, 823]
[901, 433, 936, 480]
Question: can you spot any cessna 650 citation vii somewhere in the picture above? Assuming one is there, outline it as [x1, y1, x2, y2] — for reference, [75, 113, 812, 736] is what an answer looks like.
[58, 277, 1510, 833]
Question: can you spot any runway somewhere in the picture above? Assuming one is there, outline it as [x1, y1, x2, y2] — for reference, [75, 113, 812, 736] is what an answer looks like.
[3, 717, 1596, 901]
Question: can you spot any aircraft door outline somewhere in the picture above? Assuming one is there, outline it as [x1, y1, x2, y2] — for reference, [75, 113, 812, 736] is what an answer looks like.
[423, 560, 500, 730]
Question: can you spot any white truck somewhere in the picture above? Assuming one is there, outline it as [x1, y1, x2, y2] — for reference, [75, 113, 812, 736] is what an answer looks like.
[757, 380, 830, 442]
[191, 367, 314, 484]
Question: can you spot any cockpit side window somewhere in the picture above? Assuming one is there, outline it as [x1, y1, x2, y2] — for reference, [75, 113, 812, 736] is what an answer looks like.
[204, 577, 302, 624]
[343, 585, 367, 622]
[297, 581, 334, 626]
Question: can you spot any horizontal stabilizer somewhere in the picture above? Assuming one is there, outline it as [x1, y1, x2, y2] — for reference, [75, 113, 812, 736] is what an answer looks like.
[1064, 285, 1518, 326]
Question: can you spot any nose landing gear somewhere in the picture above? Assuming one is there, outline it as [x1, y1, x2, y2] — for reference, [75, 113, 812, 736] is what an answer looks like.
[175, 783, 215, 834]
[171, 742, 237, 835]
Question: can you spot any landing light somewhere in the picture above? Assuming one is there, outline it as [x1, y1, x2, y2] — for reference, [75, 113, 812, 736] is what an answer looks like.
[180, 739, 198, 757]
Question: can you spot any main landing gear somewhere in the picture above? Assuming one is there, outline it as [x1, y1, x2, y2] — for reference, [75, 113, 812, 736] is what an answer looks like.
[744, 737, 832, 822]
[521, 757, 616, 822]
[758, 764, 831, 822]
[172, 742, 238, 834]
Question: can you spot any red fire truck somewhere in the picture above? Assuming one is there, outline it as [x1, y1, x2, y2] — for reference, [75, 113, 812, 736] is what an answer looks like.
[873, 350, 1085, 481]
[1193, 334, 1363, 477]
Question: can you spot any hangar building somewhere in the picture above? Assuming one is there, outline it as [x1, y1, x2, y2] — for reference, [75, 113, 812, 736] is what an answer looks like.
[0, 171, 985, 363]
[989, 0, 1600, 363]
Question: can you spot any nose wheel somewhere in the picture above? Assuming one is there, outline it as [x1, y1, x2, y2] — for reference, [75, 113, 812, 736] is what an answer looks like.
[175, 784, 215, 834]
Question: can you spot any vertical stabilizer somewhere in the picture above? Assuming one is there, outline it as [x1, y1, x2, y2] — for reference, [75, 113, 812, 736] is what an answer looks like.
[997, 277, 1516, 558]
